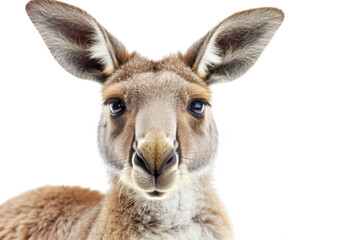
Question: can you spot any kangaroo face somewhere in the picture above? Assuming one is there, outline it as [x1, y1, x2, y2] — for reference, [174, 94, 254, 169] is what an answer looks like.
[98, 57, 217, 198]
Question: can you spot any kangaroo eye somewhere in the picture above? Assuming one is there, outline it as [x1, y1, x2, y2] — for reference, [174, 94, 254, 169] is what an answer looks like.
[187, 100, 205, 118]
[109, 98, 126, 117]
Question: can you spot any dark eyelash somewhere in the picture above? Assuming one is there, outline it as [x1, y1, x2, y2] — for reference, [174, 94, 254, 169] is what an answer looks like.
[103, 97, 121, 106]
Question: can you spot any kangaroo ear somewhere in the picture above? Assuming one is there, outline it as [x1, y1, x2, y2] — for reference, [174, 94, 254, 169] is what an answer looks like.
[26, 0, 131, 83]
[183, 8, 284, 85]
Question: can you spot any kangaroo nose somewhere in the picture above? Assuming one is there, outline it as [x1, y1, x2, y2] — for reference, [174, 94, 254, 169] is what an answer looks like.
[134, 149, 176, 177]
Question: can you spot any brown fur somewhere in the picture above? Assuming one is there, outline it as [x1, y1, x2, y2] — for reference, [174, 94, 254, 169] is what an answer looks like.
[0, 186, 102, 240]
[0, 175, 232, 239]
[102, 83, 127, 101]
[186, 85, 211, 103]
[103, 55, 206, 86]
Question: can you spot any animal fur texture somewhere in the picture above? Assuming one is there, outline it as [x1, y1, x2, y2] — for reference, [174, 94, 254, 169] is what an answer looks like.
[0, 0, 284, 239]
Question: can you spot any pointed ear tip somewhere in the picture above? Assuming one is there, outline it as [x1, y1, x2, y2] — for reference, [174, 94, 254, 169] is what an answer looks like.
[25, 0, 34, 12]
[26, 0, 54, 12]
[25, 0, 42, 14]
[245, 7, 284, 22]
[262, 7, 285, 22]
[269, 8, 285, 21]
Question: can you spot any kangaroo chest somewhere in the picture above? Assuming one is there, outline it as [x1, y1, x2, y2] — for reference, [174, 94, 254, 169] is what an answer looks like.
[118, 191, 220, 240]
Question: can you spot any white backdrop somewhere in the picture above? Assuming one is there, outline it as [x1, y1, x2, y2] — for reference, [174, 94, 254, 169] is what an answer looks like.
[0, 0, 359, 239]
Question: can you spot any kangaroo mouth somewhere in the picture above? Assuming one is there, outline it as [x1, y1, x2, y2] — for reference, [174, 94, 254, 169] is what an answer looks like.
[146, 190, 166, 198]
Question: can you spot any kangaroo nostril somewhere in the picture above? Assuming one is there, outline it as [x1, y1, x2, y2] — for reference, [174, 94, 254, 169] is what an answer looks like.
[165, 155, 175, 166]
[156, 149, 177, 177]
[134, 150, 151, 175]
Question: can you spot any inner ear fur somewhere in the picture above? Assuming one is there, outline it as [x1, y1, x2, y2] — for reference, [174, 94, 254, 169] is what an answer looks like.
[26, 0, 131, 83]
[183, 8, 284, 85]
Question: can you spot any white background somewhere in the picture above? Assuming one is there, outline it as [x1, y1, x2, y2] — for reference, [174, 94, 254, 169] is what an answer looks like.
[0, 0, 359, 239]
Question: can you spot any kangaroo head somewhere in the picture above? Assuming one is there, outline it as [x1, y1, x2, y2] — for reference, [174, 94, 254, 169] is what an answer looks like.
[97, 58, 218, 198]
[26, 0, 283, 199]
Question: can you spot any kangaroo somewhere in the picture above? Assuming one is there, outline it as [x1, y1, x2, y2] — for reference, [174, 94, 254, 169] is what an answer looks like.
[0, 0, 284, 239]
